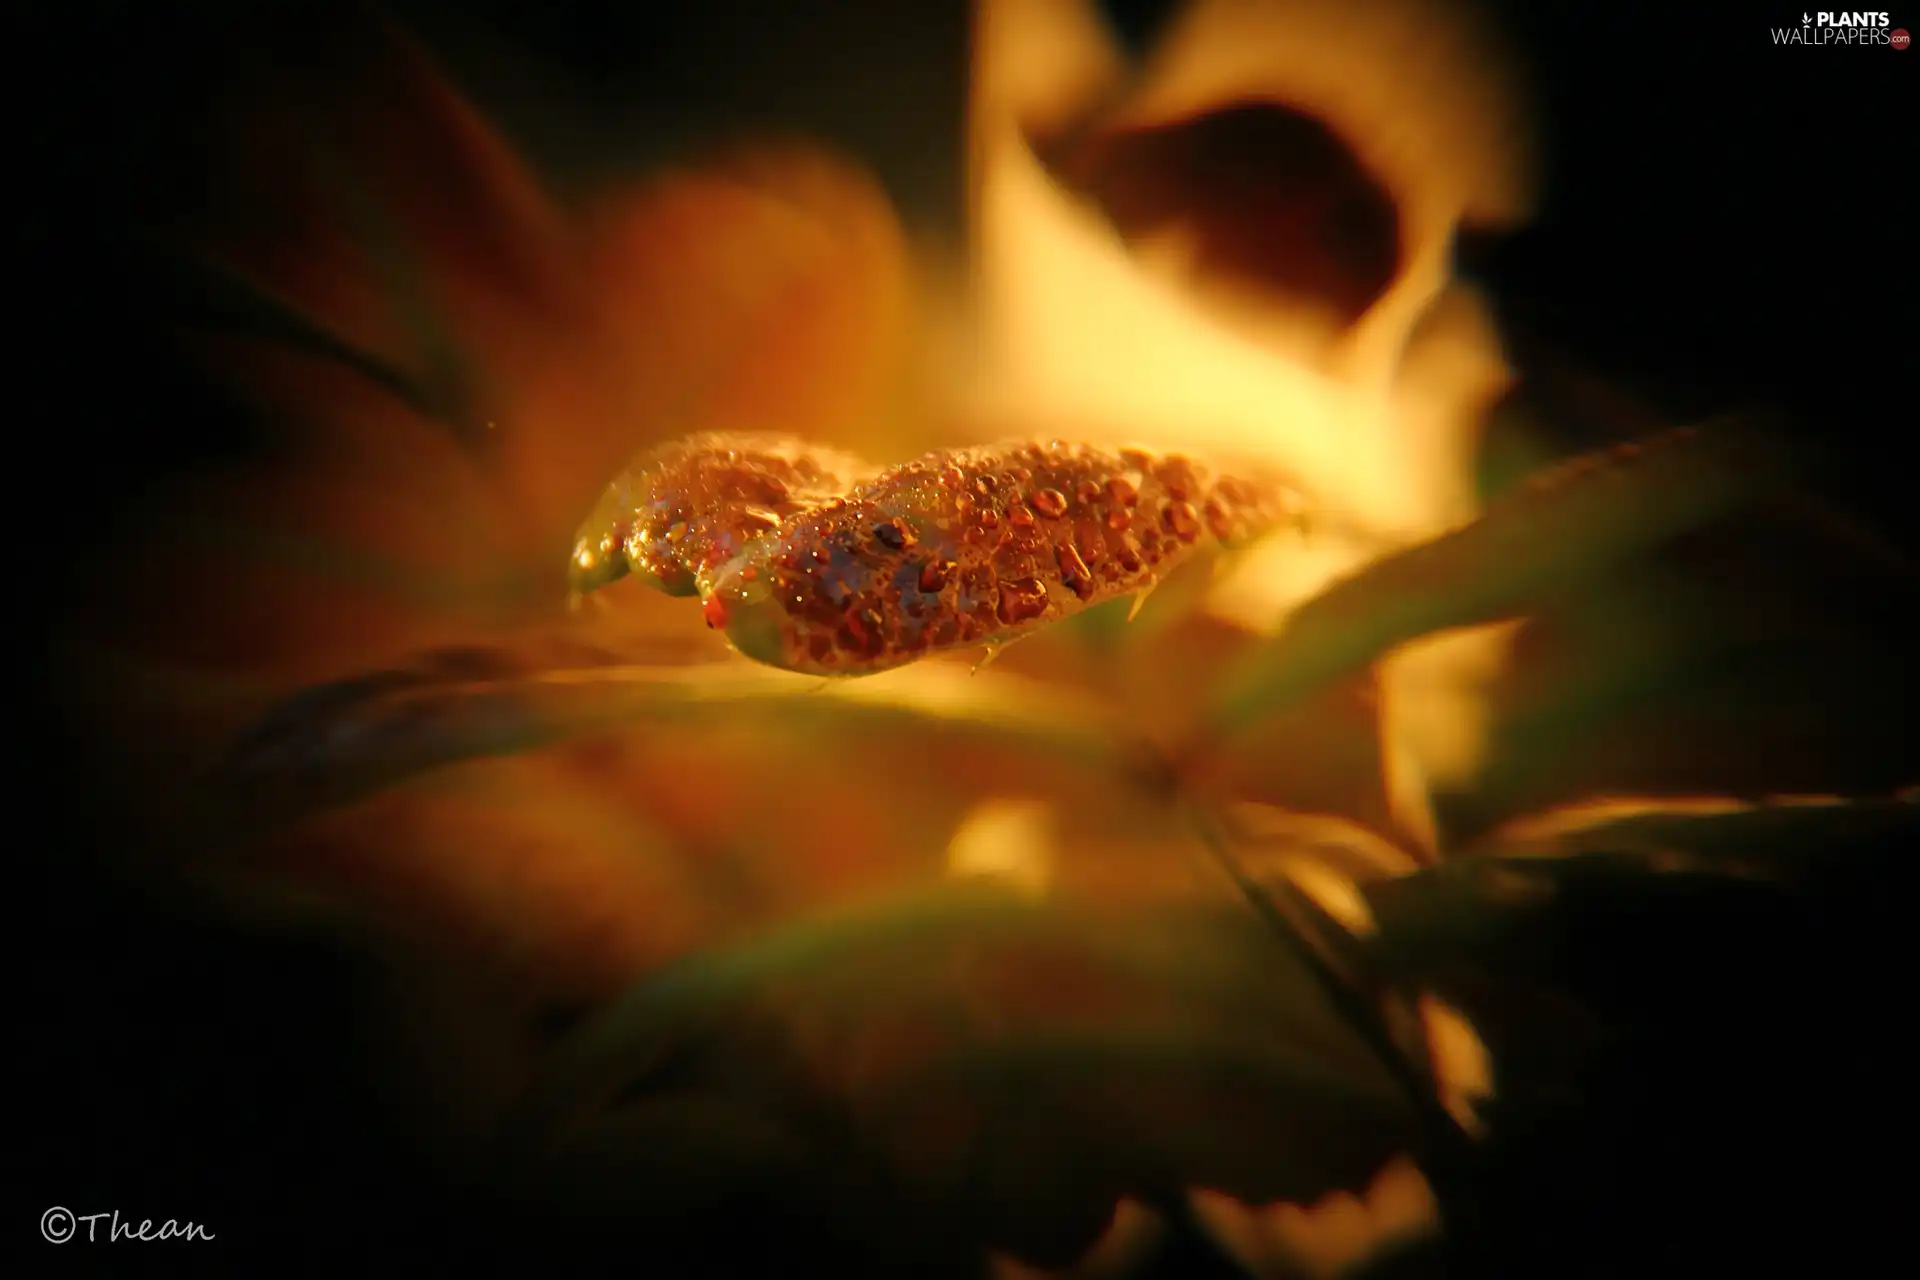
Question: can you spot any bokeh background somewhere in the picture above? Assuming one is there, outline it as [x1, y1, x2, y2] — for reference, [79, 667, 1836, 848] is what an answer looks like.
[18, 1, 1915, 1275]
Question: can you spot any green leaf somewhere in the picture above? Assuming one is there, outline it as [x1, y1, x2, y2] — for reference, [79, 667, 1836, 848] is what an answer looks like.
[507, 885, 1413, 1172]
[1464, 791, 1920, 872]
[1199, 419, 1795, 742]
[866, 1028, 1416, 1198]
[169, 250, 438, 419]
[297, 121, 493, 448]
[503, 884, 1422, 1268]
[213, 646, 1134, 828]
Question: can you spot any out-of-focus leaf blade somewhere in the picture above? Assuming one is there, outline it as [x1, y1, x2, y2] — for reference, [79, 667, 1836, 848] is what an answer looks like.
[215, 645, 1134, 827]
[159, 249, 439, 418]
[1464, 790, 1920, 872]
[871, 1029, 1415, 1192]
[508, 886, 1413, 1180]
[1200, 419, 1794, 743]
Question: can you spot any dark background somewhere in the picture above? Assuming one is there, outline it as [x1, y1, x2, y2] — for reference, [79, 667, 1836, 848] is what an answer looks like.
[17, 1, 1914, 1274]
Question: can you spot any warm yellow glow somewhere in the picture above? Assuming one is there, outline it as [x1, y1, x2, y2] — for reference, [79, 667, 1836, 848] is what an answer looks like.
[1190, 1153, 1442, 1277]
[987, 1198, 1164, 1278]
[1422, 994, 1493, 1137]
[967, 0, 1536, 845]
[1479, 791, 1875, 857]
[945, 797, 1057, 897]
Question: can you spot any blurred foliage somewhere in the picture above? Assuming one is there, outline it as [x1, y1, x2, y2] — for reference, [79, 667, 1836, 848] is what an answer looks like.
[26, 3, 1918, 1277]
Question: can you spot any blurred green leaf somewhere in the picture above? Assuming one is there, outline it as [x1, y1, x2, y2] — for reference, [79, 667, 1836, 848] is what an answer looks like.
[869, 1028, 1415, 1193]
[1199, 419, 1795, 744]
[1465, 792, 1920, 871]
[215, 647, 1135, 829]
[503, 1091, 988, 1278]
[171, 250, 439, 418]
[299, 119, 493, 447]
[507, 885, 1414, 1195]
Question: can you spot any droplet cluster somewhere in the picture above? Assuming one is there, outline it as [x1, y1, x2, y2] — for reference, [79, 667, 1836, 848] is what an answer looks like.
[567, 433, 869, 596]
[700, 441, 1305, 675]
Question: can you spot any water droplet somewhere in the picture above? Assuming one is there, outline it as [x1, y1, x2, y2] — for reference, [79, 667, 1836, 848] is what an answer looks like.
[962, 526, 988, 546]
[918, 560, 955, 593]
[1105, 476, 1138, 507]
[838, 609, 884, 659]
[1155, 456, 1197, 501]
[977, 509, 1000, 530]
[1119, 448, 1153, 472]
[1075, 479, 1103, 505]
[1031, 488, 1068, 518]
[996, 577, 1049, 625]
[667, 521, 689, 543]
[1106, 509, 1132, 532]
[1055, 544, 1095, 600]
[1163, 501, 1201, 541]
[1007, 466, 1033, 484]
[1007, 502, 1035, 528]
[1204, 497, 1235, 541]
[974, 474, 998, 496]
[1075, 523, 1108, 562]
[1114, 534, 1144, 574]
[994, 549, 1037, 581]
[874, 520, 913, 550]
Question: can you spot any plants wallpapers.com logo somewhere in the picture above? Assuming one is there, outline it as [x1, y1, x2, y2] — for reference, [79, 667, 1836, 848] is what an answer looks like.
[1772, 11, 1911, 44]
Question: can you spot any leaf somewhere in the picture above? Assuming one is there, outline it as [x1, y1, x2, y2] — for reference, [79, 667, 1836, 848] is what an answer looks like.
[1199, 419, 1796, 744]
[1433, 498, 1920, 837]
[507, 886, 1418, 1239]
[160, 250, 438, 418]
[1354, 790, 1913, 1043]
[259, 753, 746, 999]
[1465, 790, 1920, 875]
[1353, 801, 1907, 1278]
[214, 644, 1135, 828]
[869, 1027, 1414, 1195]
